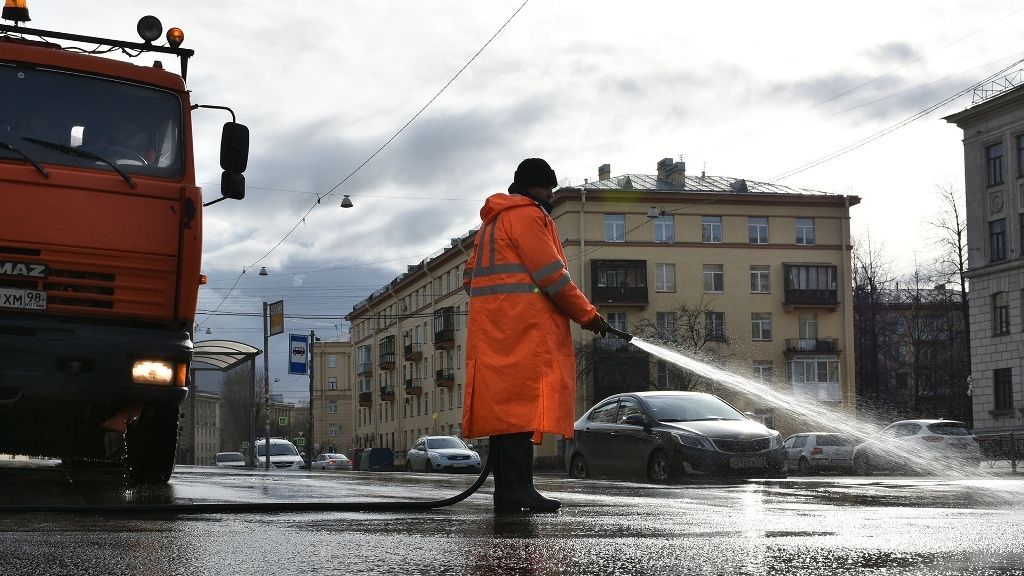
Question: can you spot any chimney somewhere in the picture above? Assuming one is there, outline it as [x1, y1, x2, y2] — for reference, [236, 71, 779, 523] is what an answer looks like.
[665, 161, 686, 188]
[656, 157, 673, 180]
[598, 163, 611, 181]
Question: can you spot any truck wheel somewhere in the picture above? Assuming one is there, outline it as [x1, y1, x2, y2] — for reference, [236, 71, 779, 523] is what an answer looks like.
[125, 404, 180, 484]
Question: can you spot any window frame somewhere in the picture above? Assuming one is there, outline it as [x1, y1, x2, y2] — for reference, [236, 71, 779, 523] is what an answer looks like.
[748, 216, 769, 244]
[990, 218, 1007, 262]
[993, 291, 1010, 335]
[703, 264, 724, 293]
[701, 216, 723, 243]
[987, 141, 1005, 187]
[993, 367, 1013, 411]
[751, 312, 773, 341]
[653, 215, 675, 243]
[605, 214, 626, 242]
[795, 217, 816, 246]
[655, 263, 676, 292]
[750, 265, 770, 293]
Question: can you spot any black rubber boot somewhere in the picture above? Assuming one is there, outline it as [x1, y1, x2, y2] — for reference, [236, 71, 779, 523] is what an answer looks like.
[488, 436, 505, 511]
[496, 433, 560, 513]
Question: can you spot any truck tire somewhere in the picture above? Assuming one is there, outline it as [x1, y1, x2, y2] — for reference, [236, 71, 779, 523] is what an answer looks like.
[125, 404, 181, 484]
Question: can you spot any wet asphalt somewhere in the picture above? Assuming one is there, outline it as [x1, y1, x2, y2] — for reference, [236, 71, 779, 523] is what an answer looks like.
[0, 459, 1021, 576]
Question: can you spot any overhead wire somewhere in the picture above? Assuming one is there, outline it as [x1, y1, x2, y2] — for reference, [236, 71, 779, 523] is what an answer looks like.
[196, 0, 530, 327]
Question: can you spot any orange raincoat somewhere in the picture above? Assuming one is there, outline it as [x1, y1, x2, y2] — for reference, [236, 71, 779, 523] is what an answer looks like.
[462, 193, 598, 442]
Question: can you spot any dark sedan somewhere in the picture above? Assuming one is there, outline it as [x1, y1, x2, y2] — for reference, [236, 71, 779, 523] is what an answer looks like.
[567, 391, 786, 483]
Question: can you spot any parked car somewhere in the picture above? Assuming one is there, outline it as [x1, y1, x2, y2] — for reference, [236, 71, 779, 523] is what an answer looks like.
[359, 447, 395, 472]
[567, 391, 785, 483]
[212, 451, 247, 467]
[782, 432, 857, 474]
[851, 419, 981, 475]
[254, 438, 304, 470]
[311, 452, 352, 471]
[405, 435, 481, 474]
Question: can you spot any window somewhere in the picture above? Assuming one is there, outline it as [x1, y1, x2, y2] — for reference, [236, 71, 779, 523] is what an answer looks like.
[795, 218, 815, 245]
[589, 400, 619, 424]
[788, 356, 841, 401]
[702, 216, 722, 243]
[654, 215, 674, 243]
[987, 142, 1004, 186]
[705, 311, 725, 341]
[607, 312, 627, 333]
[750, 265, 770, 293]
[656, 311, 677, 338]
[993, 291, 1010, 335]
[748, 217, 769, 244]
[1020, 214, 1024, 257]
[327, 354, 337, 368]
[328, 401, 338, 414]
[990, 218, 1007, 262]
[605, 214, 625, 242]
[751, 313, 772, 341]
[799, 313, 818, 339]
[1018, 135, 1024, 178]
[655, 263, 676, 292]
[994, 368, 1013, 411]
[328, 376, 337, 390]
[703, 264, 724, 292]
[753, 361, 773, 383]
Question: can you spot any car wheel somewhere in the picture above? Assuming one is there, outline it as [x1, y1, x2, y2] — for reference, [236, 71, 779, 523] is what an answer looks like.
[569, 454, 589, 479]
[647, 450, 671, 484]
[405, 461, 413, 472]
[798, 457, 812, 475]
[854, 453, 872, 476]
[425, 461, 433, 474]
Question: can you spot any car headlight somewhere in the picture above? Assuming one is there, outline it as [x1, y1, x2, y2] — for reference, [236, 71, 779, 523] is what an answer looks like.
[429, 452, 442, 460]
[672, 432, 714, 450]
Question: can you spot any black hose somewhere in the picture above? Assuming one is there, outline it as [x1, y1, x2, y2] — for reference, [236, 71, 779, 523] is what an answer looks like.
[0, 458, 493, 515]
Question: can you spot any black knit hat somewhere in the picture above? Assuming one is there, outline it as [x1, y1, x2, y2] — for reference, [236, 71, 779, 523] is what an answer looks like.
[513, 158, 557, 188]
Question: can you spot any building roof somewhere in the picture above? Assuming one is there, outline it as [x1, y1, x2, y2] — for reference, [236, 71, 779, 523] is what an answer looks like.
[575, 173, 829, 196]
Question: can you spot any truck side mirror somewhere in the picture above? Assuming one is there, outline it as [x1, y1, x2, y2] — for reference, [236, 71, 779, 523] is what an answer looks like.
[221, 171, 245, 200]
[220, 122, 249, 174]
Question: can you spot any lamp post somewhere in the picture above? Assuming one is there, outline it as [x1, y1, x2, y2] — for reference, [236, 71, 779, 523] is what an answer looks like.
[263, 301, 271, 470]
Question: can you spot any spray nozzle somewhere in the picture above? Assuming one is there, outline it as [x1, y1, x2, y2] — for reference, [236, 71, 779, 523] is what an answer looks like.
[604, 326, 633, 342]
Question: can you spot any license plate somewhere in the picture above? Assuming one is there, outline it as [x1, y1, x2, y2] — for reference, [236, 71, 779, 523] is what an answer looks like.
[730, 456, 766, 469]
[453, 463, 468, 468]
[0, 287, 47, 310]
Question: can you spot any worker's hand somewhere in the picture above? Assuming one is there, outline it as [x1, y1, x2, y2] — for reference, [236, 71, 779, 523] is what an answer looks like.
[581, 313, 609, 337]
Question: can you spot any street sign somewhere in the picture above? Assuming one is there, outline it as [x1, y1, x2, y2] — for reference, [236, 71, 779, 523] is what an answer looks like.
[288, 333, 309, 374]
[278, 416, 288, 426]
[269, 300, 284, 336]
[294, 437, 305, 446]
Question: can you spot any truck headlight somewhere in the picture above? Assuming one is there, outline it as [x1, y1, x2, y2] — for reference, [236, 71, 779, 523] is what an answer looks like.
[131, 360, 184, 386]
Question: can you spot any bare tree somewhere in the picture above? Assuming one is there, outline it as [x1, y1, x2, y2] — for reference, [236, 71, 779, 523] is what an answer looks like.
[925, 182, 970, 371]
[853, 233, 902, 416]
[220, 363, 264, 454]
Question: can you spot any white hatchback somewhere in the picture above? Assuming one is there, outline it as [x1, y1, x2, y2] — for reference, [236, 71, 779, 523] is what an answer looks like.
[852, 419, 981, 475]
[254, 438, 305, 470]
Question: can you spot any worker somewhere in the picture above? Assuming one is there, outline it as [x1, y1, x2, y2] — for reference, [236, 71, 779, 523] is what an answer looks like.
[462, 158, 609, 513]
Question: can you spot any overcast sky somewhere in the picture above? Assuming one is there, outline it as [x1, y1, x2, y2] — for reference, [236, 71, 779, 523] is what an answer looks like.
[29, 1, 1024, 400]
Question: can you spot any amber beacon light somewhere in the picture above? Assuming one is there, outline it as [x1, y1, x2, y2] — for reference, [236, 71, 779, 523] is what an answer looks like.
[2, 0, 31, 23]
[166, 27, 184, 48]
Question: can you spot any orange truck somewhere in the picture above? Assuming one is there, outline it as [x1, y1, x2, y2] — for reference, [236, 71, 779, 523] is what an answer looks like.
[0, 5, 248, 483]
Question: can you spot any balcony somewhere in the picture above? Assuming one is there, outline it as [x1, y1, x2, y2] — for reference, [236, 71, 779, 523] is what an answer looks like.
[380, 385, 395, 402]
[405, 378, 423, 396]
[403, 343, 423, 362]
[785, 338, 839, 354]
[433, 307, 456, 350]
[358, 391, 372, 408]
[436, 369, 455, 388]
[783, 264, 838, 309]
[379, 335, 396, 370]
[784, 288, 838, 308]
[591, 260, 648, 306]
[356, 362, 373, 377]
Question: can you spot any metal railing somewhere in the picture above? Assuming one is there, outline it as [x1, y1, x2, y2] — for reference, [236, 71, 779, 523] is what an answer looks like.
[976, 431, 1022, 473]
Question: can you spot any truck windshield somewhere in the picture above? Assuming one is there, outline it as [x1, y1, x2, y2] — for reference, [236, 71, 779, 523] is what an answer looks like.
[0, 63, 183, 179]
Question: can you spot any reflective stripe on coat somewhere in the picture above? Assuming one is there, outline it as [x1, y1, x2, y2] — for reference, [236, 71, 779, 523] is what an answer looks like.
[462, 193, 597, 442]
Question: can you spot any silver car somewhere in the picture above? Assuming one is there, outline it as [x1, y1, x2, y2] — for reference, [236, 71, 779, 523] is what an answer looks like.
[311, 453, 352, 471]
[782, 432, 857, 474]
[404, 435, 481, 473]
[852, 419, 981, 475]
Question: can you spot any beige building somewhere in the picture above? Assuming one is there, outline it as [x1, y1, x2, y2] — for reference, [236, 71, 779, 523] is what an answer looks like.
[310, 339, 355, 454]
[347, 158, 860, 466]
[946, 85, 1024, 434]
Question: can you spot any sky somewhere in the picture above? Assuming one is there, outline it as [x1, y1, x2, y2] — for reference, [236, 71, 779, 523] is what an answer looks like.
[23, 1, 1024, 400]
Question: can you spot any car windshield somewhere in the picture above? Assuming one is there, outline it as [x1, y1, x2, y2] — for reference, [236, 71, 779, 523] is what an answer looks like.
[927, 422, 973, 436]
[426, 437, 466, 450]
[256, 443, 299, 457]
[644, 394, 745, 422]
[0, 63, 183, 178]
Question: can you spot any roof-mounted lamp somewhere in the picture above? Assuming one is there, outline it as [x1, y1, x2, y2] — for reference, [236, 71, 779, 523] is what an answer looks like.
[258, 266, 268, 276]
[340, 195, 353, 208]
[136, 15, 162, 43]
[646, 206, 663, 219]
[2, 0, 30, 23]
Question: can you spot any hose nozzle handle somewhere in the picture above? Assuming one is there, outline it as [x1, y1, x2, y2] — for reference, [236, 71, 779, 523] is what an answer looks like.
[605, 326, 633, 342]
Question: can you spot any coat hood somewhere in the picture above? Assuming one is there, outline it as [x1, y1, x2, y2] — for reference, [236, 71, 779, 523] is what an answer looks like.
[480, 193, 541, 224]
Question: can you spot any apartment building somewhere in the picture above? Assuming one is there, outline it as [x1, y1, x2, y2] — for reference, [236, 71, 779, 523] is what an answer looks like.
[310, 339, 355, 454]
[946, 86, 1024, 434]
[346, 157, 860, 466]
